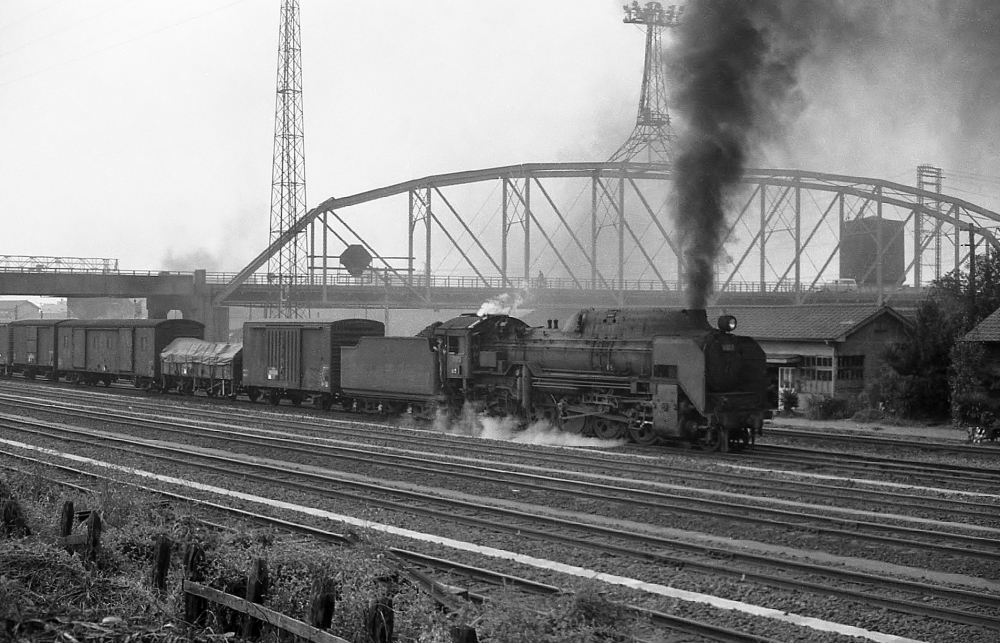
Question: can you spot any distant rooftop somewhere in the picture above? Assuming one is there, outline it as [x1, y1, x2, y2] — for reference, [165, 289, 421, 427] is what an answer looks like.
[963, 307, 1000, 343]
[709, 304, 911, 342]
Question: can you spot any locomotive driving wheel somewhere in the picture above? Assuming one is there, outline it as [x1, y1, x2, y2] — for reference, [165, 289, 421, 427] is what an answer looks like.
[590, 417, 627, 440]
[628, 423, 660, 446]
[561, 416, 586, 434]
[699, 426, 723, 452]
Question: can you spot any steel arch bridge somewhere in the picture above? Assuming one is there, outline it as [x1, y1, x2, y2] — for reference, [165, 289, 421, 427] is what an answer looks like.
[215, 162, 1000, 310]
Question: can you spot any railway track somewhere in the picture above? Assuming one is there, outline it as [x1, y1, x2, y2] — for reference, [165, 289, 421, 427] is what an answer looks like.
[4, 389, 1000, 561]
[747, 443, 1000, 487]
[4, 387, 998, 511]
[1, 445, 780, 643]
[767, 425, 998, 455]
[4, 380, 998, 489]
[2, 407, 999, 642]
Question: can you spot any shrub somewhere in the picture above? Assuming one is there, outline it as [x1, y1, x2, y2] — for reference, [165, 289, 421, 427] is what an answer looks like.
[804, 395, 856, 421]
[779, 388, 799, 413]
[950, 389, 1000, 428]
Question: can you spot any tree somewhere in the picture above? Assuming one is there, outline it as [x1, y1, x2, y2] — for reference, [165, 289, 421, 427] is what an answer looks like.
[876, 250, 1000, 419]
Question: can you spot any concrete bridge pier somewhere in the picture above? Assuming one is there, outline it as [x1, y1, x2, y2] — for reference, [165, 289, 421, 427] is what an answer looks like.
[147, 270, 230, 342]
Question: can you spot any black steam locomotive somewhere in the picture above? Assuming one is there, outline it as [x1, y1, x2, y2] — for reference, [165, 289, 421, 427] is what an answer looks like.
[342, 307, 770, 450]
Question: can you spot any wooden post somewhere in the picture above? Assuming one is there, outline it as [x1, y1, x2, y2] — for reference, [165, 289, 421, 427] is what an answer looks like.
[309, 577, 337, 631]
[83, 511, 102, 565]
[366, 598, 394, 643]
[59, 501, 74, 552]
[242, 557, 269, 641]
[450, 626, 479, 643]
[1, 498, 31, 537]
[184, 545, 207, 626]
[152, 535, 172, 591]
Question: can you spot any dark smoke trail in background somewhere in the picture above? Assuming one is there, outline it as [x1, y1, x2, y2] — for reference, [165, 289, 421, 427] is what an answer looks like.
[665, 0, 1000, 309]
[668, 0, 810, 309]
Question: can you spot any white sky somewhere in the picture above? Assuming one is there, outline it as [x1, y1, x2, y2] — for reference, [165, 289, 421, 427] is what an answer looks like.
[1, 0, 998, 274]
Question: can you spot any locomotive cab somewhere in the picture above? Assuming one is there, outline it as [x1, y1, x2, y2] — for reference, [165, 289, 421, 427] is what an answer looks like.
[432, 314, 528, 389]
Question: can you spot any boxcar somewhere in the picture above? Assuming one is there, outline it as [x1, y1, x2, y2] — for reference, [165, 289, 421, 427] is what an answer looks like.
[242, 319, 385, 408]
[57, 319, 204, 386]
[340, 336, 439, 414]
[0, 322, 9, 377]
[160, 338, 242, 397]
[9, 319, 63, 380]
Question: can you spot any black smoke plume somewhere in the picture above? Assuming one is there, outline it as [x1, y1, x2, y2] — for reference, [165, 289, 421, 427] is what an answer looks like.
[666, 0, 1000, 309]
[668, 0, 811, 309]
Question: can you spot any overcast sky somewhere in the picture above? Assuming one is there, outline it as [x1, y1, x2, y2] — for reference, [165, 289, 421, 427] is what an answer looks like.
[1, 0, 998, 275]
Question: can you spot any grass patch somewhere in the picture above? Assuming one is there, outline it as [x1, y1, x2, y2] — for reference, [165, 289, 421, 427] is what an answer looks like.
[1, 466, 642, 642]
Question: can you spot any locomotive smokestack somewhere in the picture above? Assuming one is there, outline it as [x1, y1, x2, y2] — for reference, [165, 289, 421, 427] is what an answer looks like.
[668, 0, 809, 309]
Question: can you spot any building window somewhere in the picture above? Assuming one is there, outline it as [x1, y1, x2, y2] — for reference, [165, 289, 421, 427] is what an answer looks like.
[800, 356, 833, 382]
[837, 355, 865, 380]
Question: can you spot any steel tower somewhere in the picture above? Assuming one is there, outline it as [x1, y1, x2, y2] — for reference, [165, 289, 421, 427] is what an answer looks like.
[268, 0, 308, 318]
[916, 164, 944, 286]
[609, 2, 681, 164]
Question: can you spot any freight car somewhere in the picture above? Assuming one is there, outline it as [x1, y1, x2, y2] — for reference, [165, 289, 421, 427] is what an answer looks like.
[239, 319, 384, 408]
[160, 337, 242, 398]
[56, 319, 204, 387]
[341, 308, 770, 450]
[0, 322, 9, 377]
[8, 320, 62, 380]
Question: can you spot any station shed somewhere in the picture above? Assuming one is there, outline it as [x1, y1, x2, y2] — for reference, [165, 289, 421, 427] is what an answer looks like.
[709, 304, 913, 408]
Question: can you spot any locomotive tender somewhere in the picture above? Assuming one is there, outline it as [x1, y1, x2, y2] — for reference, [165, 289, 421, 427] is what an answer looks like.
[0, 307, 770, 449]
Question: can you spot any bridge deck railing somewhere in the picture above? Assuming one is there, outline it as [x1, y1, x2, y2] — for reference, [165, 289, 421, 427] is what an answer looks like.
[0, 265, 920, 297]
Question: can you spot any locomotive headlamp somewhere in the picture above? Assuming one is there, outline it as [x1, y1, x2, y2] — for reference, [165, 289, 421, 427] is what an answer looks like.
[717, 315, 737, 332]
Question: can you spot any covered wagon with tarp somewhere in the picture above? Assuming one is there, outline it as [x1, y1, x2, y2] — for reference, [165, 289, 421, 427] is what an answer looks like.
[160, 338, 243, 398]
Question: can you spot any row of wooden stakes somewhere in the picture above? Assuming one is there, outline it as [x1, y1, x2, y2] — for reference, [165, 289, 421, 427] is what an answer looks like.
[19, 500, 480, 643]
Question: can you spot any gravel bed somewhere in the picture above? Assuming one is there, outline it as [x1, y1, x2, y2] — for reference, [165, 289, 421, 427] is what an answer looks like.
[3, 393, 999, 643]
[4, 426, 998, 643]
[5, 404, 1000, 584]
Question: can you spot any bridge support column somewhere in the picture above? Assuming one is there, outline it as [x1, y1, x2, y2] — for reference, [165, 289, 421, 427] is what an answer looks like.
[147, 271, 230, 342]
[147, 295, 229, 342]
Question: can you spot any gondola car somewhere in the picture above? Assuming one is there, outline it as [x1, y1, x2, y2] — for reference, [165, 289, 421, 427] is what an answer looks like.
[56, 319, 204, 387]
[160, 337, 242, 398]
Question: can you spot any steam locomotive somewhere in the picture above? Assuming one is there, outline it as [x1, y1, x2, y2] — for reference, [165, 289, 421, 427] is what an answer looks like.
[0, 307, 771, 450]
[342, 307, 770, 450]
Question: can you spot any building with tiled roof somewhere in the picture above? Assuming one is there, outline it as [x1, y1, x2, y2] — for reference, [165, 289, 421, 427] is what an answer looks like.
[962, 307, 1000, 343]
[709, 304, 913, 406]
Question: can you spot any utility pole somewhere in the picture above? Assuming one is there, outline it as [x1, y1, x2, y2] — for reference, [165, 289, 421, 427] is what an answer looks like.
[268, 0, 308, 318]
[609, 2, 681, 165]
[968, 229, 977, 318]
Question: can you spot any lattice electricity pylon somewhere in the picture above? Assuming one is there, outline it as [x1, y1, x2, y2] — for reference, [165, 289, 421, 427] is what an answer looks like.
[267, 0, 309, 318]
[608, 2, 681, 164]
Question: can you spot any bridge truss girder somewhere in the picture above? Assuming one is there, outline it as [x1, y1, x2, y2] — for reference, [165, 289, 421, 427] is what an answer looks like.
[216, 163, 1000, 309]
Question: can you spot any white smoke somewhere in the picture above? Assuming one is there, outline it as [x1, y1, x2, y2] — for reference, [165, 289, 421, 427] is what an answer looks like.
[476, 291, 527, 317]
[434, 402, 627, 448]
